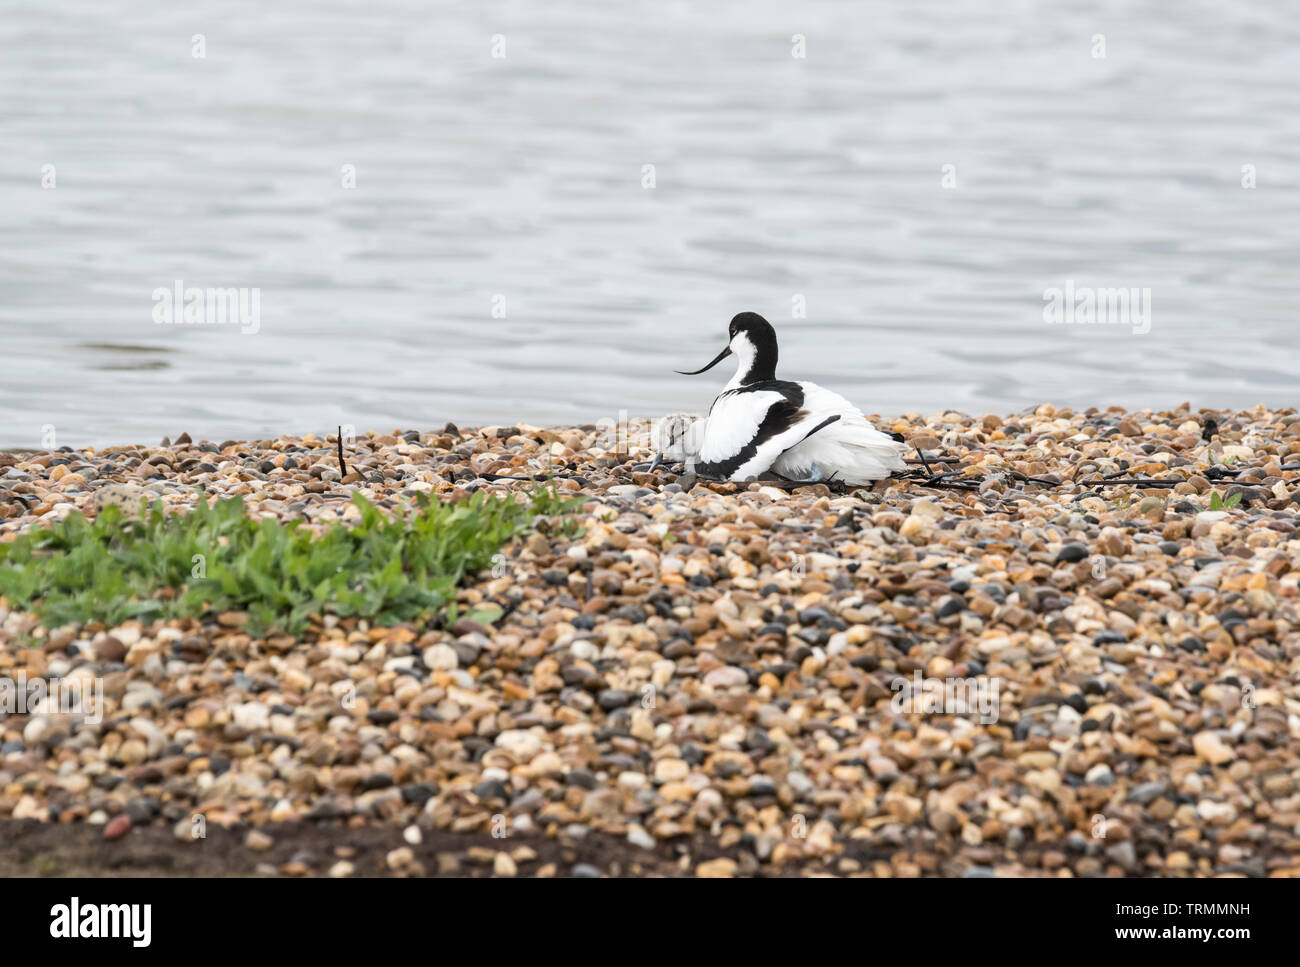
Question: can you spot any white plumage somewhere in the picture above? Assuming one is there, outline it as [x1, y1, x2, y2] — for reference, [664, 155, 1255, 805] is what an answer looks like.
[771, 382, 910, 483]
[668, 313, 909, 485]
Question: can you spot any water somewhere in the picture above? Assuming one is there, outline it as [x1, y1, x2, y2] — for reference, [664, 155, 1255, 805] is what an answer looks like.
[3, 0, 1298, 449]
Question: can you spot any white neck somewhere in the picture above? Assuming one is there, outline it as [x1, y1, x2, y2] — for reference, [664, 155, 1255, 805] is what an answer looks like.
[724, 336, 755, 390]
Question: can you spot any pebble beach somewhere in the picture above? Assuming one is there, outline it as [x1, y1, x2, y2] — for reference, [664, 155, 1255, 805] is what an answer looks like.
[2, 404, 1300, 878]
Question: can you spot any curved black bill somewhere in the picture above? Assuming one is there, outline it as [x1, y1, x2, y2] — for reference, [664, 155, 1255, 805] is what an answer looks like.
[675, 345, 732, 375]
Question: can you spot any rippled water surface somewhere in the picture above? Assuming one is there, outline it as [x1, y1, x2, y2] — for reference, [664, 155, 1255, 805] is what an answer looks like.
[3, 0, 1298, 447]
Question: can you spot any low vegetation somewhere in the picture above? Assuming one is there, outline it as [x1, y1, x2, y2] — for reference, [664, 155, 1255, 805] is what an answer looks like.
[0, 489, 580, 634]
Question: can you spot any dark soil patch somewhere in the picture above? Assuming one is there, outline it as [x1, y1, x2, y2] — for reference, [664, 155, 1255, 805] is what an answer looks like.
[0, 819, 762, 878]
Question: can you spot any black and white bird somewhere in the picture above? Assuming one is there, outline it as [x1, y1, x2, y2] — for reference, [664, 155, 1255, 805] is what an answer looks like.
[667, 312, 910, 484]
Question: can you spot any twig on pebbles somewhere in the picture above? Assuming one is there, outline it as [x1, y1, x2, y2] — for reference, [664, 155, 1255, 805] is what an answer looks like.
[1078, 477, 1180, 488]
[479, 471, 590, 485]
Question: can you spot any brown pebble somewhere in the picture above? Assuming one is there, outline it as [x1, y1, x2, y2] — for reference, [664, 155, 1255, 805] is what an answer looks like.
[95, 636, 126, 662]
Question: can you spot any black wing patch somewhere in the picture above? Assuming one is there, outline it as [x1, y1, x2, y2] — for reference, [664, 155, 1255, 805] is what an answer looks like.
[696, 383, 808, 480]
[796, 413, 842, 444]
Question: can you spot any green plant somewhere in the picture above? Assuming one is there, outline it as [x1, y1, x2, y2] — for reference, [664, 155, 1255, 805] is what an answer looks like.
[0, 488, 580, 635]
[1207, 490, 1241, 511]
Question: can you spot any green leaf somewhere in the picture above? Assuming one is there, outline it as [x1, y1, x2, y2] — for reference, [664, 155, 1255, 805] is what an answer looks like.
[463, 605, 504, 627]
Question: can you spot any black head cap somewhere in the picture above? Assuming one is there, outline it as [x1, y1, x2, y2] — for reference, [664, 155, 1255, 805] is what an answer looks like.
[727, 312, 778, 383]
[728, 312, 774, 341]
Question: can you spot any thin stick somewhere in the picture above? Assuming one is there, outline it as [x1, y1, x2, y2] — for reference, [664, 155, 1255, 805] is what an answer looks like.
[915, 447, 933, 475]
[478, 471, 592, 484]
[912, 477, 980, 492]
[1077, 477, 1184, 488]
[336, 426, 348, 478]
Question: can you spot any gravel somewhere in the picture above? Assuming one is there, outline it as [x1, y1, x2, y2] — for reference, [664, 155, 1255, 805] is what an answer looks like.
[2, 406, 1300, 876]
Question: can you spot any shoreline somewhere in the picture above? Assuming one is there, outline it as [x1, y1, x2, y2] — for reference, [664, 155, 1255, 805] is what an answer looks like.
[2, 404, 1300, 877]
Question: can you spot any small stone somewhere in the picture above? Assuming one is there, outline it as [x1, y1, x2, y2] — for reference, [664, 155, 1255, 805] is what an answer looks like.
[627, 825, 656, 850]
[696, 857, 739, 878]
[1193, 730, 1235, 765]
[654, 758, 689, 783]
[96, 636, 126, 662]
[1085, 764, 1114, 787]
[493, 852, 517, 876]
[23, 716, 49, 747]
[1055, 543, 1088, 564]
[703, 666, 748, 689]
[1127, 780, 1167, 805]
[423, 644, 458, 670]
[386, 847, 414, 871]
[597, 689, 630, 711]
[1106, 841, 1138, 872]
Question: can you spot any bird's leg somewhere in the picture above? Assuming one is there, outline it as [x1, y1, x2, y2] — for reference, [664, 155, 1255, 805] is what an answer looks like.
[627, 452, 674, 472]
[625, 453, 663, 472]
[788, 467, 825, 484]
[745, 470, 826, 489]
